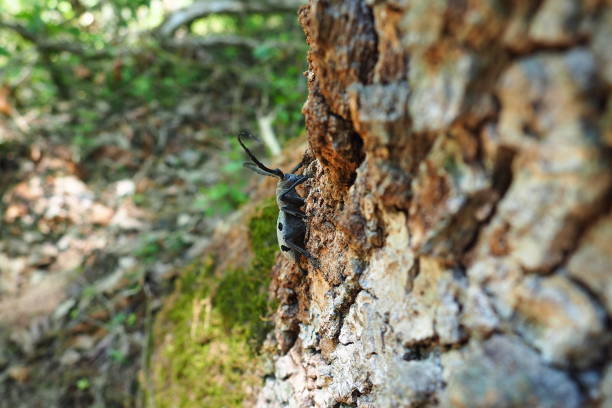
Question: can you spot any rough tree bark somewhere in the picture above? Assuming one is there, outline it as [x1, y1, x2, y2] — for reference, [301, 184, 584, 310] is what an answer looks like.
[257, 0, 612, 407]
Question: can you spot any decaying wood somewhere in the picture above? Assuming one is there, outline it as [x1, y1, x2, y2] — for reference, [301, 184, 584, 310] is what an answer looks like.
[259, 1, 612, 407]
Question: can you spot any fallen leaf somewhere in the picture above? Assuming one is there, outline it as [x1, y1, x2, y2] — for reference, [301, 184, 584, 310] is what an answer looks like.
[7, 365, 29, 383]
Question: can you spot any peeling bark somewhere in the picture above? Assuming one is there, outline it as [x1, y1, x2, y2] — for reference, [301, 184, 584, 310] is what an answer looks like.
[259, 1, 612, 407]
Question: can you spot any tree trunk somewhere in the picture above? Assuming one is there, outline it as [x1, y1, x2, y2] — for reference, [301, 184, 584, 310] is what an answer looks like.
[258, 1, 612, 407]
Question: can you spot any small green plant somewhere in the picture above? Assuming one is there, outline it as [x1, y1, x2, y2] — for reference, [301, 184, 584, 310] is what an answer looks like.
[194, 184, 248, 216]
[108, 348, 127, 364]
[132, 193, 146, 206]
[135, 236, 161, 261]
[193, 146, 250, 216]
[76, 378, 90, 390]
[109, 312, 127, 328]
[126, 313, 137, 327]
[165, 232, 189, 254]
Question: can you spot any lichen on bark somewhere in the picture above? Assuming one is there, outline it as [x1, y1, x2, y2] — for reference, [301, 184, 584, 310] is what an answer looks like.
[258, 1, 612, 407]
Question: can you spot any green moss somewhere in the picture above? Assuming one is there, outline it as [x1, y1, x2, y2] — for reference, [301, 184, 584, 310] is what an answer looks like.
[150, 198, 279, 408]
[215, 197, 278, 349]
[247, 197, 279, 266]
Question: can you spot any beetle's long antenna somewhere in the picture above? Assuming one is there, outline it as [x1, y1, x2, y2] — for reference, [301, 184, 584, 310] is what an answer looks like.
[237, 130, 284, 179]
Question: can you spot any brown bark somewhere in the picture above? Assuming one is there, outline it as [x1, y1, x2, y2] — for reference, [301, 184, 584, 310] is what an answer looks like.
[259, 1, 612, 407]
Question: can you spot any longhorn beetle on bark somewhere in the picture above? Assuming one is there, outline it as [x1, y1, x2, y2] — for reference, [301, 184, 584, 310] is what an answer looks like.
[238, 130, 320, 270]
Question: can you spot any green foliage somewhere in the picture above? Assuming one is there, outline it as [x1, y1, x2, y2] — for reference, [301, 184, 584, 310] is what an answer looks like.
[76, 378, 90, 391]
[0, 0, 307, 147]
[135, 235, 161, 262]
[109, 312, 129, 328]
[193, 146, 250, 216]
[194, 183, 248, 216]
[126, 312, 137, 327]
[135, 232, 191, 263]
[108, 348, 127, 364]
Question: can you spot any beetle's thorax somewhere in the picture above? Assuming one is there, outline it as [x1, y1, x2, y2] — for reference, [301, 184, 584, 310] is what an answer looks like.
[276, 174, 299, 207]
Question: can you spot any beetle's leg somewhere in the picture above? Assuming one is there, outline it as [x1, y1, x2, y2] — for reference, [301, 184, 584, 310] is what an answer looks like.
[280, 206, 306, 219]
[283, 238, 320, 269]
[290, 156, 308, 174]
[282, 194, 305, 207]
[279, 176, 309, 205]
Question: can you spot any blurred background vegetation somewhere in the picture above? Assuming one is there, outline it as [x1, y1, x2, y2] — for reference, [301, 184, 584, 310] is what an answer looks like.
[0, 0, 307, 406]
[0, 0, 307, 212]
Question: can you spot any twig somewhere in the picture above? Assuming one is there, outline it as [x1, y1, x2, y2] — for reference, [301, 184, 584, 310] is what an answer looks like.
[257, 110, 281, 156]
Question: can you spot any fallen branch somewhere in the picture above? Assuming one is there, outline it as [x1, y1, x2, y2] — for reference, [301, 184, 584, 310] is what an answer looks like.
[157, 0, 305, 37]
[162, 34, 259, 50]
[257, 111, 281, 156]
[161, 34, 303, 55]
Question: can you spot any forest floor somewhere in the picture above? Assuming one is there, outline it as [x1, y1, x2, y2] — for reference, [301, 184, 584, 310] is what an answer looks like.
[0, 96, 246, 407]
